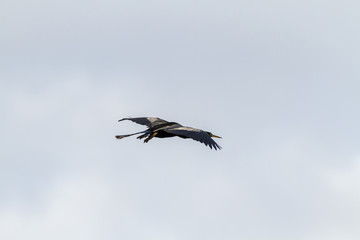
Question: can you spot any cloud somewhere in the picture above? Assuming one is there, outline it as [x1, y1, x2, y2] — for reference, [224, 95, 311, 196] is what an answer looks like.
[0, 175, 114, 240]
[331, 156, 360, 200]
[299, 156, 360, 240]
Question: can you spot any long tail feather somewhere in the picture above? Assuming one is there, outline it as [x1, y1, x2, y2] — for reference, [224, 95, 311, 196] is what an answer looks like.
[115, 130, 148, 139]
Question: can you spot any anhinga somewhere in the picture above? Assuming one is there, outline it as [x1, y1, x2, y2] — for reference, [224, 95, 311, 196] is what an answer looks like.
[115, 117, 222, 150]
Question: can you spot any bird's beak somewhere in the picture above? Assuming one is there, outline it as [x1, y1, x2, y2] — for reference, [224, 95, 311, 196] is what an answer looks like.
[211, 134, 222, 138]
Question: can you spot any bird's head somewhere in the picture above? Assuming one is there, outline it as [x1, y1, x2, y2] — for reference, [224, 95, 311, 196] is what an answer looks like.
[206, 132, 222, 138]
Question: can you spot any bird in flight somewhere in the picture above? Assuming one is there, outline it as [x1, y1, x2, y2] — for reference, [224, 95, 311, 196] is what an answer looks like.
[115, 117, 222, 150]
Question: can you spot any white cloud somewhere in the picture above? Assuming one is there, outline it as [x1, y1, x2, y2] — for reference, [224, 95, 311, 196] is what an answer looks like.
[0, 175, 114, 240]
[330, 157, 360, 199]
[300, 156, 360, 240]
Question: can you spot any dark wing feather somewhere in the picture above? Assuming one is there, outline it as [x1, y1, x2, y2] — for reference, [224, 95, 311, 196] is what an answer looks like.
[165, 126, 222, 150]
[118, 117, 169, 128]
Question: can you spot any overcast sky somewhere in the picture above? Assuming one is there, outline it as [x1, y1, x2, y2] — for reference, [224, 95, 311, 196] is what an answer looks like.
[1, 0, 360, 239]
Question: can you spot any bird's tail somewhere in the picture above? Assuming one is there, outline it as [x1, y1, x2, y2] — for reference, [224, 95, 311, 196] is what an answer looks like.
[115, 130, 148, 139]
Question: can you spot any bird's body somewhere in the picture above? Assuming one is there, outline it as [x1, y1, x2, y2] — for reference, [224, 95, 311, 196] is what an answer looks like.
[115, 117, 222, 150]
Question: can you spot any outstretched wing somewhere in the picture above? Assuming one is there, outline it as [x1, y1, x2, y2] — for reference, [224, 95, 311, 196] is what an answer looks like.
[165, 126, 222, 150]
[118, 117, 169, 128]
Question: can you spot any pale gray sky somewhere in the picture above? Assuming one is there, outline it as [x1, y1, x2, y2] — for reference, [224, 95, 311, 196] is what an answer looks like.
[1, 0, 360, 239]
